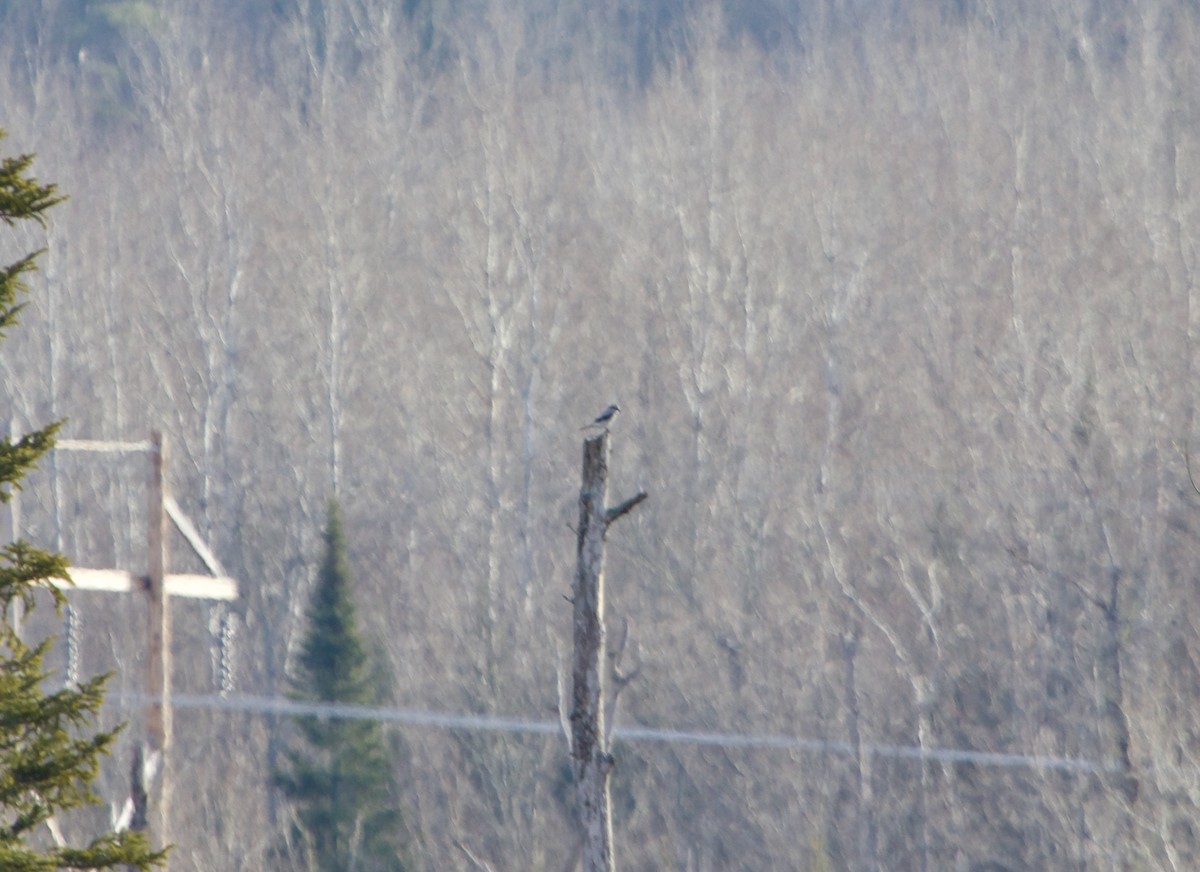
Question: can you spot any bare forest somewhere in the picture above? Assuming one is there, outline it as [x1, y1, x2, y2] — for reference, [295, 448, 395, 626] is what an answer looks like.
[3, 1, 1200, 868]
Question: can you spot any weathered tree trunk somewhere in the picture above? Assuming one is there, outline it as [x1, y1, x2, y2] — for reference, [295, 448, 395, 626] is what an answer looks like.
[570, 432, 646, 872]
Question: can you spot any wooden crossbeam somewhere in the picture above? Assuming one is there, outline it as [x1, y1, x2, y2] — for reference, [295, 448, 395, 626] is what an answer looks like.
[56, 438, 155, 454]
[67, 568, 237, 601]
[52, 437, 237, 602]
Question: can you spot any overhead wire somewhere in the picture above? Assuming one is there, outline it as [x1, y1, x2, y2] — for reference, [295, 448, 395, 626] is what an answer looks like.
[105, 692, 1120, 777]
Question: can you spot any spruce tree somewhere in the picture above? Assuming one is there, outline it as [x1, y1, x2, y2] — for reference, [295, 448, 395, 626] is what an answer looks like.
[274, 502, 408, 872]
[0, 128, 164, 870]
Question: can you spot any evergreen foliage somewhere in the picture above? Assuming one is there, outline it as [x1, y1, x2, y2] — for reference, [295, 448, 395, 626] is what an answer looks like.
[274, 502, 408, 872]
[0, 127, 163, 870]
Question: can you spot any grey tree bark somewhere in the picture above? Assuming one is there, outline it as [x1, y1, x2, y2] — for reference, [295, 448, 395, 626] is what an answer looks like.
[569, 431, 646, 872]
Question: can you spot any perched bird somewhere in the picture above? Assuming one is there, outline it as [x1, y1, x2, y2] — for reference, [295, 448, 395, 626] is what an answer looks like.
[582, 404, 621, 430]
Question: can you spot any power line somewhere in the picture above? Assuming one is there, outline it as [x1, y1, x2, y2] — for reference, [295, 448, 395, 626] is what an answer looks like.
[106, 692, 1119, 776]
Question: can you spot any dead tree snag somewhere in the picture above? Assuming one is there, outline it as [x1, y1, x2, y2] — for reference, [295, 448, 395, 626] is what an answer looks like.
[569, 431, 646, 872]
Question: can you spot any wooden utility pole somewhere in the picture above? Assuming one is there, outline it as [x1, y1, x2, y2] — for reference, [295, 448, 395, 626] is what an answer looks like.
[144, 430, 171, 844]
[44, 433, 238, 867]
[569, 430, 646, 872]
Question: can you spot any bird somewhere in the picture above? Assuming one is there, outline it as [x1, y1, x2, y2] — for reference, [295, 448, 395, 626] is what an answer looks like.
[582, 404, 620, 430]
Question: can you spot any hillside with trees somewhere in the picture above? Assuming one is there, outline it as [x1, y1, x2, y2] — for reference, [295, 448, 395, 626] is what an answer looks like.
[2, 1, 1200, 868]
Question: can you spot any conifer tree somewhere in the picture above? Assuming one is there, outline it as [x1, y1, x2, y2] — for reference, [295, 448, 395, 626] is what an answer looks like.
[274, 502, 408, 872]
[0, 128, 164, 870]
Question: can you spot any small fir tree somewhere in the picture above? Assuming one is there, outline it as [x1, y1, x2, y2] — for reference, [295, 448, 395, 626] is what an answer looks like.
[274, 502, 408, 872]
[0, 128, 164, 870]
